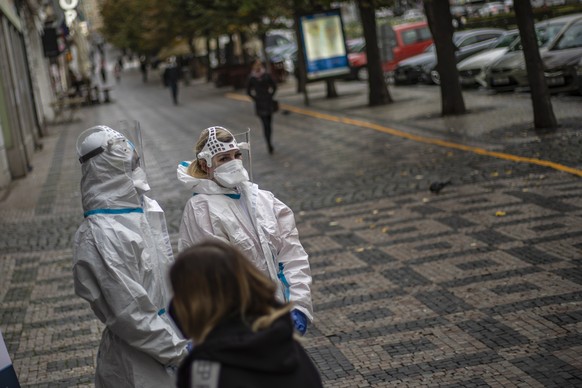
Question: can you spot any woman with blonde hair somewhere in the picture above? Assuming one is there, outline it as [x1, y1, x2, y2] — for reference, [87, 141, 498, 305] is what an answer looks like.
[170, 240, 323, 388]
[177, 126, 313, 336]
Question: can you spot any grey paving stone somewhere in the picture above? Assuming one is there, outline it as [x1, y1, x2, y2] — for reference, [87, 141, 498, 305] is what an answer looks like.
[511, 354, 582, 387]
[414, 289, 474, 314]
[457, 317, 530, 349]
[505, 245, 564, 265]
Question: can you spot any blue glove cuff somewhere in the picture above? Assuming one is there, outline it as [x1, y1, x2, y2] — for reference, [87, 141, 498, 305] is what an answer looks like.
[291, 309, 308, 335]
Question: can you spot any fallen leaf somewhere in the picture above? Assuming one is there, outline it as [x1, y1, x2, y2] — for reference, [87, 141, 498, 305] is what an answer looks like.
[495, 211, 506, 217]
[335, 197, 343, 203]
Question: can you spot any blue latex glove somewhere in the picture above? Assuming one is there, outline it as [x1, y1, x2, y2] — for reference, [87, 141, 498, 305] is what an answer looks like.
[291, 309, 308, 335]
[186, 342, 193, 353]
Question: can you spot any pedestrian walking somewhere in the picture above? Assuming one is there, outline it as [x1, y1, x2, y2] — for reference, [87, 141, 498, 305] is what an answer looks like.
[176, 126, 313, 335]
[114, 62, 122, 84]
[246, 60, 277, 154]
[170, 239, 324, 388]
[73, 124, 189, 388]
[163, 56, 181, 105]
[140, 55, 148, 82]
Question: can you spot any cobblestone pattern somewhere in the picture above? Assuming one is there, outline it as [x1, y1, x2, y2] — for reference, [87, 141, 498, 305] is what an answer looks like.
[0, 73, 581, 387]
[297, 176, 582, 387]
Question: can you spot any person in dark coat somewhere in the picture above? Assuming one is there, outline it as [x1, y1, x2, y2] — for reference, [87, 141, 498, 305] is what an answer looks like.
[163, 56, 181, 105]
[139, 56, 148, 83]
[246, 60, 277, 154]
[169, 240, 323, 388]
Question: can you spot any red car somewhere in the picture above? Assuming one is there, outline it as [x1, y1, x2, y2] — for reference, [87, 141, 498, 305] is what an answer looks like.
[347, 21, 433, 80]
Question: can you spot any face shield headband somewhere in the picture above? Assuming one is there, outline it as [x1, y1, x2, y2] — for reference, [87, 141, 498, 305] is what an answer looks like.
[77, 126, 127, 164]
[197, 126, 249, 168]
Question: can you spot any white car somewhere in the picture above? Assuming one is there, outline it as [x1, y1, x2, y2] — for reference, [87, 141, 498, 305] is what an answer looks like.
[457, 30, 519, 87]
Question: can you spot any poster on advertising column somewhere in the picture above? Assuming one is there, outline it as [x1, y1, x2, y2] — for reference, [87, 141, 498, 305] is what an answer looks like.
[298, 9, 351, 81]
[0, 329, 21, 387]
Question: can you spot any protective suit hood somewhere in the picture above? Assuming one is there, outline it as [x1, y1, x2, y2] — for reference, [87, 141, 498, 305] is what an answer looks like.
[78, 126, 144, 213]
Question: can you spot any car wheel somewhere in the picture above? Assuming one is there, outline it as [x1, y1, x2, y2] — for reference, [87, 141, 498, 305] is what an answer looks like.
[430, 70, 441, 85]
[357, 67, 369, 81]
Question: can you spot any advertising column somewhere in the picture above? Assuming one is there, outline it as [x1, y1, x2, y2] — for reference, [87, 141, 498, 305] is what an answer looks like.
[298, 9, 350, 81]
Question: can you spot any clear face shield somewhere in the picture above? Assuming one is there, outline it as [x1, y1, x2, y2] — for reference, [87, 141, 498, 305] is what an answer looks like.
[232, 128, 253, 181]
[117, 120, 145, 172]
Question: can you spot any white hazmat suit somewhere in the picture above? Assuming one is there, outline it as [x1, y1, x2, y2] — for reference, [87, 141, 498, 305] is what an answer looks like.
[177, 160, 314, 322]
[73, 126, 188, 388]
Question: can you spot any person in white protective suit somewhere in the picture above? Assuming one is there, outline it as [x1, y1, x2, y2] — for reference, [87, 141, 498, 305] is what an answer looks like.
[177, 126, 313, 335]
[72, 125, 189, 388]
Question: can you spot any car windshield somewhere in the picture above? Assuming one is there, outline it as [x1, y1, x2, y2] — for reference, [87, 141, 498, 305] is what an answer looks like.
[509, 22, 566, 51]
[424, 32, 482, 52]
[493, 32, 519, 48]
[347, 39, 365, 53]
[553, 20, 582, 50]
[538, 22, 567, 46]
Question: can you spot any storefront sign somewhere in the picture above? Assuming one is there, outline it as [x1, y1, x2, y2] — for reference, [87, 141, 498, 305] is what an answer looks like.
[59, 0, 79, 26]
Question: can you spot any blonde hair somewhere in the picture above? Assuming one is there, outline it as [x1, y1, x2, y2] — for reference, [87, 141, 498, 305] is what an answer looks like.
[186, 127, 236, 178]
[170, 240, 292, 344]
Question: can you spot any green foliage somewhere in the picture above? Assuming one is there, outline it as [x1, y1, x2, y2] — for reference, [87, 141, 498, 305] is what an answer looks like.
[344, 21, 363, 40]
[100, 0, 301, 55]
[462, 3, 582, 30]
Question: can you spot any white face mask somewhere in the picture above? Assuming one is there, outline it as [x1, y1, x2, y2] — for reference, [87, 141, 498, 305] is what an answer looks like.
[132, 167, 151, 194]
[213, 159, 249, 188]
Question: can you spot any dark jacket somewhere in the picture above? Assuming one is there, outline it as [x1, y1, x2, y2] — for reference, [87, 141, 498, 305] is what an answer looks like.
[176, 313, 323, 388]
[246, 73, 277, 117]
[163, 64, 181, 86]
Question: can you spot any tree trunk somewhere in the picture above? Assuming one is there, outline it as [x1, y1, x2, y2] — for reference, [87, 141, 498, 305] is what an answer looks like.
[294, 13, 307, 94]
[326, 79, 338, 98]
[357, 0, 392, 106]
[205, 35, 212, 82]
[424, 0, 465, 116]
[260, 32, 271, 73]
[240, 32, 251, 65]
[513, 1, 557, 132]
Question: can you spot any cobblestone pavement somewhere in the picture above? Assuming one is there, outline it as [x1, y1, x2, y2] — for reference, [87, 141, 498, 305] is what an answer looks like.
[1, 68, 581, 387]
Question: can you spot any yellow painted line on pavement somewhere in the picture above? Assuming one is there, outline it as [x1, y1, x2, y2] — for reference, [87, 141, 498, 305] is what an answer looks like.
[226, 93, 582, 177]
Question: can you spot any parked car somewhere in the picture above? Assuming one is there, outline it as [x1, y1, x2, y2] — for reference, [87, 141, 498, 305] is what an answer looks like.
[402, 8, 425, 21]
[347, 21, 433, 80]
[393, 28, 505, 85]
[269, 43, 297, 77]
[457, 29, 519, 87]
[485, 14, 582, 92]
[478, 2, 507, 16]
[541, 15, 582, 94]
